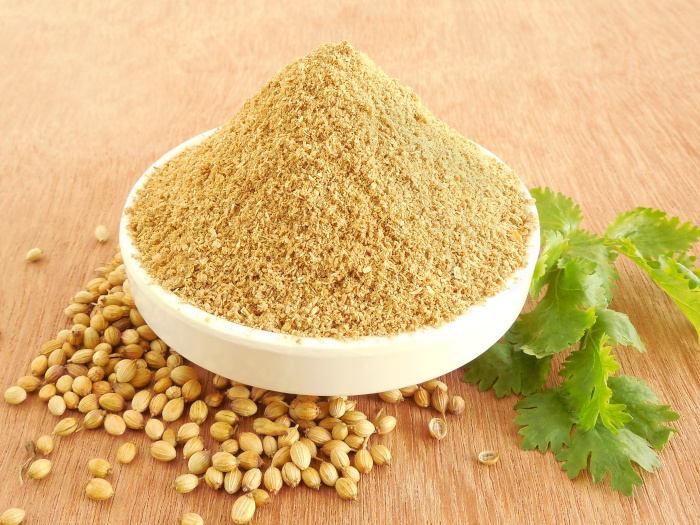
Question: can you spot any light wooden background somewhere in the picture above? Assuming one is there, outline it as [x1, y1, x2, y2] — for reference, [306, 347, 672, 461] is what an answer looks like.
[1, 1, 699, 524]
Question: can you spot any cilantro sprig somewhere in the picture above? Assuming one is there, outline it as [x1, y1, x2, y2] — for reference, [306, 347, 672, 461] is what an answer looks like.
[463, 187, 695, 495]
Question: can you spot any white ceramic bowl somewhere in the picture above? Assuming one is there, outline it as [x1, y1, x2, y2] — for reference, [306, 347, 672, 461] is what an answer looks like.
[120, 129, 540, 395]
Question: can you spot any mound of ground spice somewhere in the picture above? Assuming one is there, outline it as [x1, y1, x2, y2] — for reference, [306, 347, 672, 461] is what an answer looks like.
[126, 41, 536, 338]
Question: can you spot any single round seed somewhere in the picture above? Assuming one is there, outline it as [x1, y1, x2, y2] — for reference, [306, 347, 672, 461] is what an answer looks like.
[25, 247, 43, 262]
[241, 468, 262, 492]
[172, 473, 200, 494]
[290, 441, 311, 471]
[378, 390, 403, 403]
[263, 466, 283, 495]
[414, 387, 430, 408]
[262, 435, 277, 458]
[212, 451, 237, 472]
[123, 410, 145, 430]
[428, 417, 448, 440]
[224, 468, 243, 494]
[53, 417, 80, 436]
[184, 436, 205, 459]
[188, 450, 212, 474]
[189, 400, 208, 425]
[178, 513, 203, 525]
[151, 440, 177, 462]
[4, 386, 26, 405]
[85, 478, 115, 501]
[210, 422, 235, 442]
[48, 396, 67, 417]
[238, 432, 263, 455]
[230, 398, 257, 417]
[281, 462, 301, 488]
[104, 414, 126, 436]
[237, 451, 263, 470]
[162, 397, 185, 422]
[88, 458, 112, 477]
[432, 386, 449, 415]
[376, 415, 397, 435]
[177, 422, 201, 444]
[83, 409, 106, 430]
[335, 477, 358, 501]
[478, 450, 500, 465]
[301, 466, 321, 490]
[0, 508, 25, 525]
[220, 438, 239, 455]
[355, 448, 373, 473]
[36, 435, 54, 455]
[250, 488, 270, 507]
[145, 418, 165, 440]
[27, 459, 51, 480]
[231, 494, 256, 525]
[449, 395, 466, 415]
[117, 442, 137, 464]
[370, 444, 391, 466]
[171, 365, 198, 386]
[205, 466, 224, 490]
[320, 461, 339, 487]
[95, 225, 109, 242]
[162, 428, 178, 448]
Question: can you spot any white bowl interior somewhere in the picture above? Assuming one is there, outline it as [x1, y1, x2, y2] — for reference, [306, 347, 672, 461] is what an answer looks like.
[119, 129, 540, 395]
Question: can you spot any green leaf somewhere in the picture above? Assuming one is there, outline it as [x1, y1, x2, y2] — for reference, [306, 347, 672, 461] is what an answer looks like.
[462, 340, 551, 398]
[590, 308, 646, 352]
[559, 331, 631, 433]
[609, 375, 679, 450]
[616, 241, 700, 344]
[512, 259, 606, 358]
[561, 229, 619, 304]
[605, 207, 700, 260]
[531, 187, 583, 235]
[531, 230, 569, 298]
[514, 389, 574, 453]
[555, 423, 660, 496]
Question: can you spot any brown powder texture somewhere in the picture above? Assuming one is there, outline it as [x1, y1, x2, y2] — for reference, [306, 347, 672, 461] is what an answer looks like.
[126, 41, 536, 338]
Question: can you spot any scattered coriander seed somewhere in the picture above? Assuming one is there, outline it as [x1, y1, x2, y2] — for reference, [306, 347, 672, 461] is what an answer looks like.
[88, 458, 113, 477]
[319, 461, 339, 487]
[301, 466, 322, 490]
[342, 466, 361, 484]
[25, 248, 43, 262]
[224, 468, 243, 495]
[184, 436, 205, 459]
[237, 451, 263, 470]
[478, 450, 500, 465]
[355, 448, 373, 474]
[27, 458, 52, 480]
[290, 441, 311, 471]
[188, 450, 212, 474]
[4, 386, 27, 405]
[414, 387, 430, 408]
[432, 386, 449, 415]
[335, 477, 358, 501]
[428, 417, 447, 440]
[85, 478, 115, 501]
[220, 439, 239, 455]
[104, 414, 126, 436]
[231, 494, 256, 525]
[117, 442, 137, 464]
[250, 488, 271, 507]
[263, 466, 283, 495]
[177, 422, 201, 444]
[241, 467, 262, 492]
[178, 513, 204, 525]
[144, 418, 165, 441]
[449, 395, 466, 415]
[95, 225, 109, 243]
[162, 428, 178, 448]
[189, 400, 208, 425]
[205, 466, 224, 490]
[36, 435, 54, 455]
[0, 508, 26, 525]
[52, 417, 80, 436]
[212, 451, 237, 472]
[281, 462, 301, 488]
[150, 440, 177, 462]
[378, 390, 403, 403]
[370, 444, 391, 466]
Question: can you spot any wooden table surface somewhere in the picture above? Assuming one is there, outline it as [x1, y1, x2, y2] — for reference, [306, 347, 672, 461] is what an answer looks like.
[1, 1, 699, 524]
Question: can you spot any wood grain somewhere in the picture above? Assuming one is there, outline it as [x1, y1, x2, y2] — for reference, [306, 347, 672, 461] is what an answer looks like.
[1, 1, 699, 523]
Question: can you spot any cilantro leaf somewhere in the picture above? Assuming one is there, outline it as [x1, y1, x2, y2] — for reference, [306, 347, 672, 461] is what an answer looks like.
[605, 207, 700, 260]
[616, 240, 700, 343]
[559, 331, 631, 433]
[561, 229, 619, 304]
[512, 259, 605, 358]
[609, 375, 679, 450]
[531, 230, 569, 299]
[514, 389, 573, 453]
[555, 424, 660, 496]
[590, 308, 646, 352]
[462, 340, 551, 398]
[530, 187, 583, 235]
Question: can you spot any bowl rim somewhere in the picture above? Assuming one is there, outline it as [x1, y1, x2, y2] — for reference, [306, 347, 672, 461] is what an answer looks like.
[119, 128, 540, 356]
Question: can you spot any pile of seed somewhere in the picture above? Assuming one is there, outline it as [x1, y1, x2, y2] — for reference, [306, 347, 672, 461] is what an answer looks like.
[3, 246, 468, 525]
[126, 41, 536, 338]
